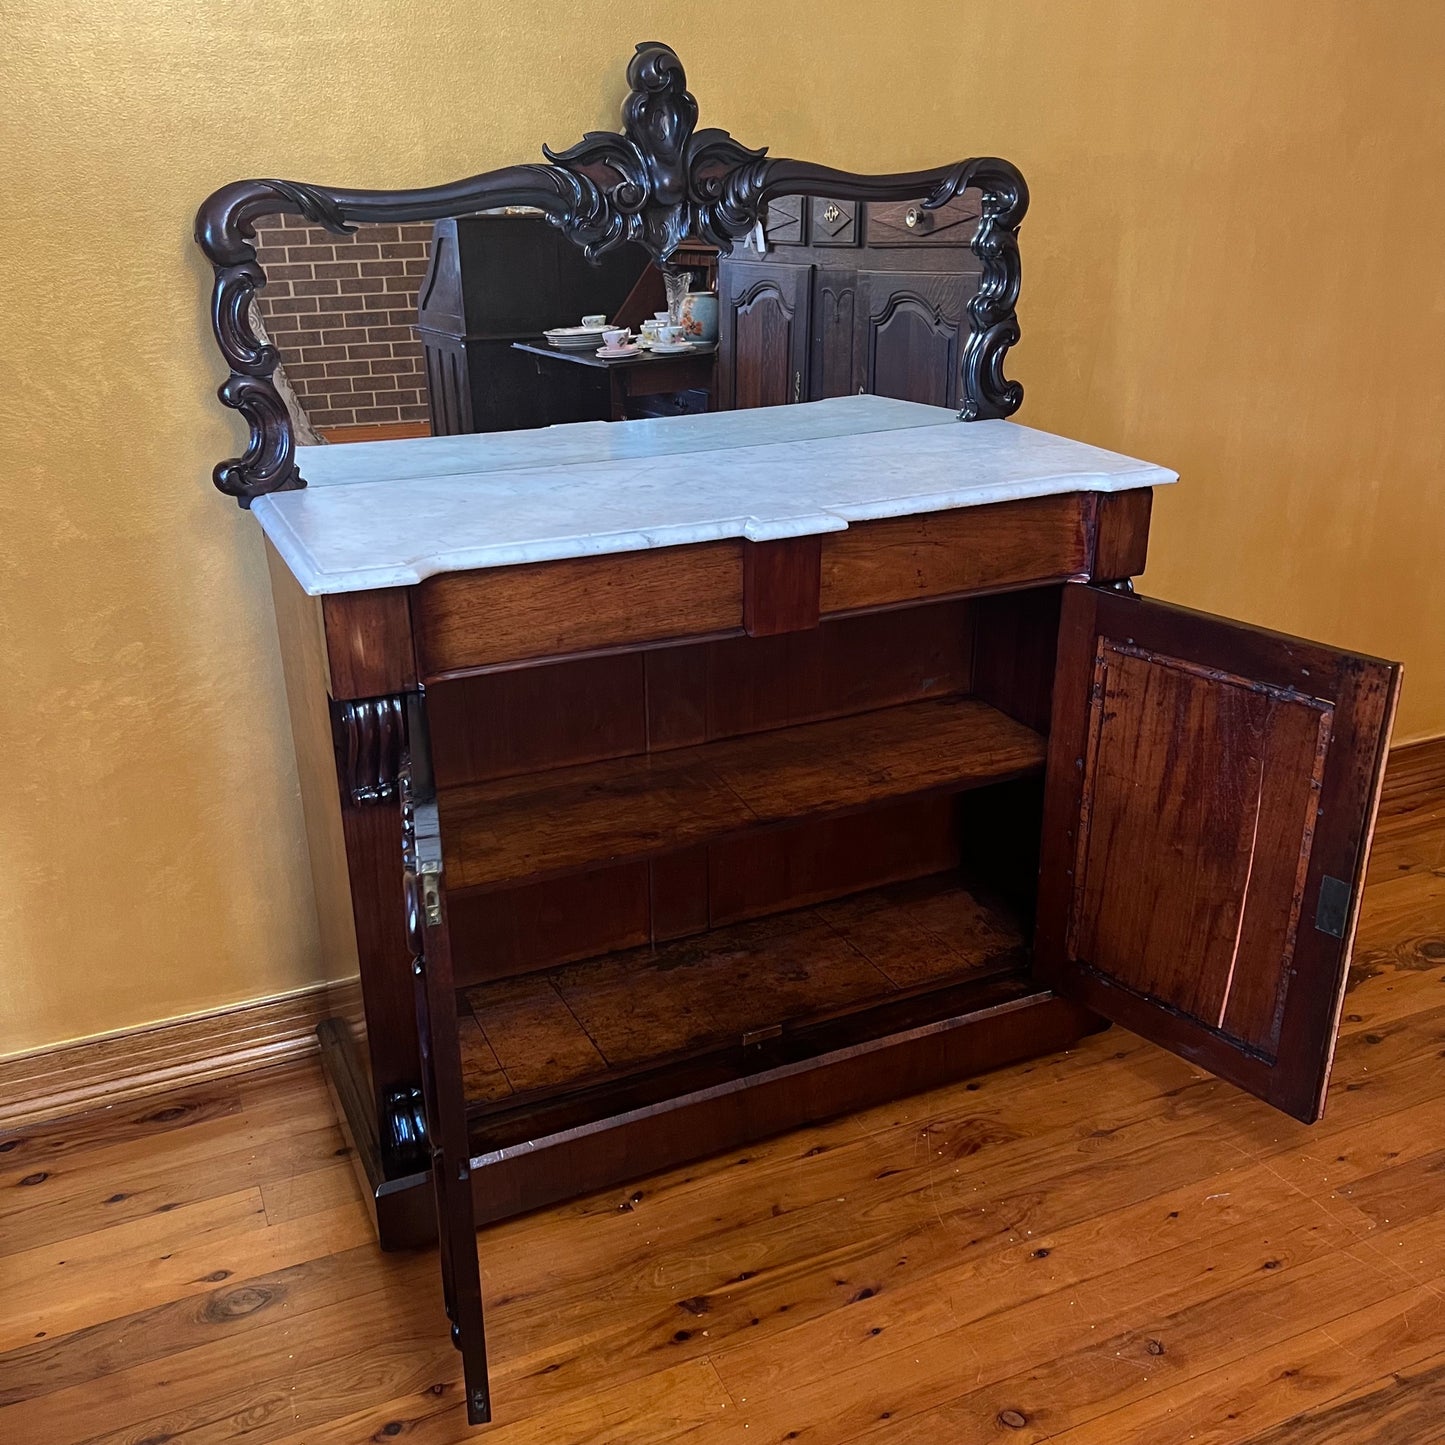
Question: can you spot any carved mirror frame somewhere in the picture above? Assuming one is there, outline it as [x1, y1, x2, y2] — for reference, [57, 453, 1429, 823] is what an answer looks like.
[195, 41, 1027, 507]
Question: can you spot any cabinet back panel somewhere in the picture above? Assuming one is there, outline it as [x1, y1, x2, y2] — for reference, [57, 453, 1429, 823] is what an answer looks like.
[448, 795, 964, 987]
[429, 601, 973, 788]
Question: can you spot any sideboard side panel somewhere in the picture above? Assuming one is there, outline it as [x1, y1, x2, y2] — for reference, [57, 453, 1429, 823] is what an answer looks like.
[266, 541, 363, 989]
[266, 544, 422, 1125]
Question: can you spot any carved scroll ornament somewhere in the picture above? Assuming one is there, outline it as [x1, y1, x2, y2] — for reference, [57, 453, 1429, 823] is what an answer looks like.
[196, 41, 1027, 506]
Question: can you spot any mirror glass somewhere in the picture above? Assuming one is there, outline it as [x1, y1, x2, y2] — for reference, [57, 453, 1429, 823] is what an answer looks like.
[252, 214, 718, 443]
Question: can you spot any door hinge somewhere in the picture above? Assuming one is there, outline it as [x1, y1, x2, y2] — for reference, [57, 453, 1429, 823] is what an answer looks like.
[1314, 875, 1351, 939]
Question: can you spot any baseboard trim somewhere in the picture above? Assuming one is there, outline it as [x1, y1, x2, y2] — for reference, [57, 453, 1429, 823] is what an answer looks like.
[0, 979, 363, 1131]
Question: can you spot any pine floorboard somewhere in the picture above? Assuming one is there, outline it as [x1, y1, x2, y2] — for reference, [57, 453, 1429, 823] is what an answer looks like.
[2, 738, 1442, 1444]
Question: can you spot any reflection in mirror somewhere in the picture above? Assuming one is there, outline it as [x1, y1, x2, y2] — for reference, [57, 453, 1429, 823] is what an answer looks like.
[251, 215, 722, 443]
[716, 190, 985, 412]
[251, 217, 434, 444]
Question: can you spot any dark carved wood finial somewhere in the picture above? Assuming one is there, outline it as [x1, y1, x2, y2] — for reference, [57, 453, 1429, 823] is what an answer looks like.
[196, 42, 1028, 506]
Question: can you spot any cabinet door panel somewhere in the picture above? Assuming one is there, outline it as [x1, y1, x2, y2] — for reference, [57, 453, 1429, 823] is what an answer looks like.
[1036, 585, 1400, 1123]
[719, 261, 812, 410]
[855, 270, 970, 409]
[403, 694, 492, 1424]
[811, 269, 858, 400]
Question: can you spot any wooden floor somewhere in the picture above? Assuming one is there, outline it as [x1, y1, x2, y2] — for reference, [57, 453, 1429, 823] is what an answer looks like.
[3, 740, 1443, 1444]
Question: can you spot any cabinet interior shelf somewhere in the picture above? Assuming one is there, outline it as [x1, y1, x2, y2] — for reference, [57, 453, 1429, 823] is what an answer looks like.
[457, 871, 1034, 1154]
[437, 695, 1046, 894]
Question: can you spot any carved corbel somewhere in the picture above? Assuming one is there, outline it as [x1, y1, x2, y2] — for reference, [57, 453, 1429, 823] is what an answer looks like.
[331, 695, 407, 806]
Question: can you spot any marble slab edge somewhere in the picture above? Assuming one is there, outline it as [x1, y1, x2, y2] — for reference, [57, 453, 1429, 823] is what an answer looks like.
[253, 467, 1175, 597]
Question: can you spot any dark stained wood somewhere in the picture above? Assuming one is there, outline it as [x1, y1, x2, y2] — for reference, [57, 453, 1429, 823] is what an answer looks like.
[265, 541, 421, 1153]
[742, 535, 822, 637]
[451, 798, 966, 985]
[718, 260, 812, 410]
[867, 192, 983, 246]
[1090, 488, 1154, 581]
[971, 584, 1064, 733]
[646, 600, 973, 749]
[463, 976, 608, 1095]
[809, 197, 858, 246]
[403, 811, 492, 1425]
[447, 863, 653, 987]
[198, 43, 1027, 503]
[855, 269, 971, 409]
[319, 588, 416, 699]
[819, 494, 1092, 614]
[337, 801, 420, 1123]
[437, 697, 1046, 893]
[426, 652, 647, 788]
[414, 541, 744, 676]
[417, 213, 652, 435]
[706, 797, 962, 927]
[648, 846, 711, 943]
[465, 983, 1096, 1225]
[1037, 584, 1401, 1123]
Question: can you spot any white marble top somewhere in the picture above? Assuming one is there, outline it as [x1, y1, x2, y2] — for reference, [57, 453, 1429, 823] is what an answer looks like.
[253, 397, 1177, 595]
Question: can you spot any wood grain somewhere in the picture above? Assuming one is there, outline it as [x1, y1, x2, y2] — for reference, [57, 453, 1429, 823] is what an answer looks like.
[742, 535, 822, 636]
[818, 494, 1091, 614]
[457, 874, 1022, 1101]
[437, 697, 1045, 892]
[2, 737, 1437, 1445]
[1037, 586, 1402, 1124]
[0, 981, 356, 1130]
[414, 541, 745, 676]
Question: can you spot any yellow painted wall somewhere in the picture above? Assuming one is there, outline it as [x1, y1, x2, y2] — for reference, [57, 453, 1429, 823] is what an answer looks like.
[3, 1, 1442, 1056]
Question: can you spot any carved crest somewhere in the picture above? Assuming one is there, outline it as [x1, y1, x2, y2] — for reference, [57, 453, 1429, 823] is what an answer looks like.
[195, 42, 1027, 505]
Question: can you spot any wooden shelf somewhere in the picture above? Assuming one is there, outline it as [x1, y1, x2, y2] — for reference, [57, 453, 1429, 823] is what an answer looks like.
[456, 871, 1029, 1123]
[438, 696, 1045, 893]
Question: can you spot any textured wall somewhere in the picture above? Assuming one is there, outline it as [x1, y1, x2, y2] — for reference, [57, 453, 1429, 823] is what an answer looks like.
[3, 0, 1443, 1055]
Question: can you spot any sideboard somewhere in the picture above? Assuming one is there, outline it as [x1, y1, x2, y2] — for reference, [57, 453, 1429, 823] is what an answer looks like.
[194, 40, 1400, 1428]
[253, 397, 1397, 1424]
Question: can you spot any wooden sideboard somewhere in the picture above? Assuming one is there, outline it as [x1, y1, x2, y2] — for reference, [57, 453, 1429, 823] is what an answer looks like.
[195, 41, 1400, 1429]
[254, 402, 1397, 1424]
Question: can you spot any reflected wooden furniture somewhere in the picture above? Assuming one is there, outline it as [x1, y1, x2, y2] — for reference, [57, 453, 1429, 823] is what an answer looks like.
[510, 340, 716, 421]
[417, 215, 721, 433]
[416, 214, 650, 434]
[717, 193, 985, 410]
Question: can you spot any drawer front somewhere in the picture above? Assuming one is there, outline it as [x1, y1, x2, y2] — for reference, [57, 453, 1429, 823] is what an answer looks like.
[762, 195, 806, 246]
[820, 494, 1092, 614]
[415, 542, 745, 676]
[810, 198, 859, 247]
[866, 193, 982, 247]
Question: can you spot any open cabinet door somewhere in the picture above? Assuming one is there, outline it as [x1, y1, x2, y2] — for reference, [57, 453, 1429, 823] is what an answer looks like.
[401, 694, 492, 1425]
[1036, 585, 1400, 1124]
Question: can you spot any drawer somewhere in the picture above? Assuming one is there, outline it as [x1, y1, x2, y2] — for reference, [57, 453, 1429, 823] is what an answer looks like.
[810, 198, 859, 247]
[820, 494, 1091, 613]
[866, 193, 982, 247]
[415, 541, 745, 676]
